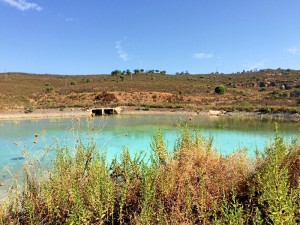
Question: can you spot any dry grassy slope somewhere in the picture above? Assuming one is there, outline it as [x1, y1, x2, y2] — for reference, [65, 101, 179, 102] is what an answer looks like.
[0, 70, 299, 112]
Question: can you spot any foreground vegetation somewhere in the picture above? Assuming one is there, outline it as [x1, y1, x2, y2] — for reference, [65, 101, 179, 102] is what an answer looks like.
[0, 126, 299, 224]
[0, 68, 300, 113]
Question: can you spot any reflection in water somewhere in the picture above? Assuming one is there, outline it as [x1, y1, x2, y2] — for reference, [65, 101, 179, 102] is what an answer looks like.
[10, 157, 25, 161]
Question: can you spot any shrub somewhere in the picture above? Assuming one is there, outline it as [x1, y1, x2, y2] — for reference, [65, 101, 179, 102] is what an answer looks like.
[259, 106, 272, 113]
[70, 81, 77, 86]
[283, 84, 292, 90]
[259, 87, 266, 92]
[45, 85, 54, 92]
[84, 78, 91, 83]
[59, 105, 66, 111]
[246, 125, 298, 224]
[2, 127, 299, 224]
[94, 92, 117, 104]
[290, 90, 300, 98]
[215, 85, 226, 94]
[120, 74, 125, 81]
[24, 107, 33, 113]
[259, 82, 266, 87]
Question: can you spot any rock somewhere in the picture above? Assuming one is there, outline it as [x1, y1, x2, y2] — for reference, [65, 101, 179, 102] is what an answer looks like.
[209, 110, 221, 115]
[209, 110, 226, 116]
[114, 107, 123, 114]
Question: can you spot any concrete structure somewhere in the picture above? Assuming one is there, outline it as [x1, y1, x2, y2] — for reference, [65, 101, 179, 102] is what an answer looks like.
[91, 108, 118, 116]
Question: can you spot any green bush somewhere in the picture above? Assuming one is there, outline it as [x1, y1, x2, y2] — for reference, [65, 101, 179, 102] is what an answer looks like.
[45, 85, 54, 92]
[70, 81, 77, 86]
[120, 74, 125, 81]
[84, 78, 91, 83]
[248, 125, 298, 224]
[215, 85, 226, 94]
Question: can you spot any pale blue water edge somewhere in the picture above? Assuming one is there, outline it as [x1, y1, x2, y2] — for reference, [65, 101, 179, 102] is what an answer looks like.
[0, 114, 299, 193]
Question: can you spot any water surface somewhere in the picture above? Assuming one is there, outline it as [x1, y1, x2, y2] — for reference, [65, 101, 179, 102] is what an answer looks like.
[0, 114, 299, 193]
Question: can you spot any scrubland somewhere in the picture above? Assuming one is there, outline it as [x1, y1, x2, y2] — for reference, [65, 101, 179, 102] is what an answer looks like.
[0, 69, 300, 113]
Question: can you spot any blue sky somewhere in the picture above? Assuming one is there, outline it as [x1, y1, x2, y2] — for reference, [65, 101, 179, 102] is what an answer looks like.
[0, 0, 300, 74]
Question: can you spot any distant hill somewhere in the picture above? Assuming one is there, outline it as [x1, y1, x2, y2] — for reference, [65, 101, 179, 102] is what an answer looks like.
[0, 69, 299, 113]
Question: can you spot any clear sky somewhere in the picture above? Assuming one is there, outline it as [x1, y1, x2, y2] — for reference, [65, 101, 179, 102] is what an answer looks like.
[0, 0, 300, 75]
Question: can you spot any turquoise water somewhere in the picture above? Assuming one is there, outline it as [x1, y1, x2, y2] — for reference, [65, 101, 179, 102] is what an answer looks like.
[0, 114, 299, 193]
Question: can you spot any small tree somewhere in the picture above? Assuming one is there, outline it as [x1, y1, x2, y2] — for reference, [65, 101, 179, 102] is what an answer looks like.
[126, 69, 132, 79]
[126, 69, 131, 75]
[133, 69, 140, 75]
[111, 70, 121, 76]
[215, 85, 226, 94]
[160, 70, 166, 75]
[116, 70, 122, 75]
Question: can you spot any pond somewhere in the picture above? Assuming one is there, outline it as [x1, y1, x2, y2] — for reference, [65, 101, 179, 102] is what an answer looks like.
[0, 114, 299, 194]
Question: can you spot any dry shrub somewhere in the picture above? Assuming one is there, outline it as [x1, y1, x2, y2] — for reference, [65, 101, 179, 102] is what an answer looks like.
[283, 147, 300, 189]
[94, 92, 118, 104]
[0, 202, 8, 225]
[154, 128, 251, 223]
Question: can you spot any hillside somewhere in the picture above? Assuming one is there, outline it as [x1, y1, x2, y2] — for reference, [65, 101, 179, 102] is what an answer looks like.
[0, 69, 299, 113]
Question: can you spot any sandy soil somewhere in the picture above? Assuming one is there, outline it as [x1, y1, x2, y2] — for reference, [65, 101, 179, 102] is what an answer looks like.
[0, 108, 90, 120]
[122, 108, 300, 121]
[0, 107, 299, 121]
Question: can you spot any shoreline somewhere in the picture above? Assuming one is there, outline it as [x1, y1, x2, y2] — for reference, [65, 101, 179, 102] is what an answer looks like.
[0, 108, 90, 120]
[0, 107, 299, 122]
